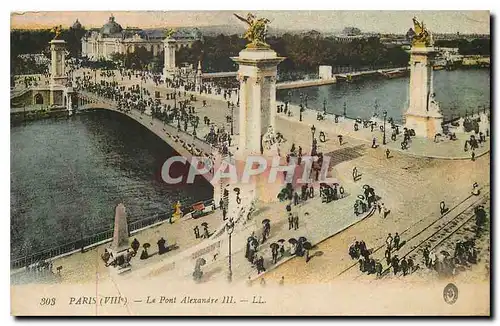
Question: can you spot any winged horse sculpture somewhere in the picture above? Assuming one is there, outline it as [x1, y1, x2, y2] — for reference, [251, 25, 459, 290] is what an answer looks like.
[234, 13, 271, 48]
[411, 17, 432, 47]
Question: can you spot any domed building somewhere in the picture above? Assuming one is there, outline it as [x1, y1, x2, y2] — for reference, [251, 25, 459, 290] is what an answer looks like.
[100, 15, 122, 36]
[72, 19, 82, 30]
[81, 15, 202, 61]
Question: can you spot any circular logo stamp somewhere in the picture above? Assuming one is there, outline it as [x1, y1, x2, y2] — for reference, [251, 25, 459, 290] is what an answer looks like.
[443, 283, 459, 305]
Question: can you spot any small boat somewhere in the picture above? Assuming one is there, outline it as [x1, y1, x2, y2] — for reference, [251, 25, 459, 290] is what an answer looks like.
[379, 69, 408, 79]
[335, 75, 349, 83]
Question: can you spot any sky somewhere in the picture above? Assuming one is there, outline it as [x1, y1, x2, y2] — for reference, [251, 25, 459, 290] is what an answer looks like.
[10, 11, 490, 34]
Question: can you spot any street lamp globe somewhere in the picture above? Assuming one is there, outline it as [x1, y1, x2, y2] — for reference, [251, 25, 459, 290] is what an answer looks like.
[226, 219, 234, 235]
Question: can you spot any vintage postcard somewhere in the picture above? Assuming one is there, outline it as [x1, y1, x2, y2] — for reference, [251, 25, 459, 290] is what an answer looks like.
[10, 10, 490, 316]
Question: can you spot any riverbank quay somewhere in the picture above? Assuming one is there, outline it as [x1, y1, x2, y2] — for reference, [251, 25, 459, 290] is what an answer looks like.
[11, 206, 222, 285]
[10, 106, 70, 124]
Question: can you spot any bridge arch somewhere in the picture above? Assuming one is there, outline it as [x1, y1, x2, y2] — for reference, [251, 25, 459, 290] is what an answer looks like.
[34, 93, 44, 105]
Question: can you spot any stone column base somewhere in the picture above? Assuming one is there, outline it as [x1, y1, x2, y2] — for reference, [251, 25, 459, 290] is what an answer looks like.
[405, 113, 443, 139]
[163, 69, 174, 79]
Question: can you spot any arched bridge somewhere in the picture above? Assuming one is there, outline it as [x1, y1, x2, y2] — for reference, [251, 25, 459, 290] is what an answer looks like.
[77, 91, 214, 161]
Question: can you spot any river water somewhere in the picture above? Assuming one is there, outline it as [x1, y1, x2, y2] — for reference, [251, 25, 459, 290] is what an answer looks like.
[277, 69, 490, 123]
[10, 110, 213, 258]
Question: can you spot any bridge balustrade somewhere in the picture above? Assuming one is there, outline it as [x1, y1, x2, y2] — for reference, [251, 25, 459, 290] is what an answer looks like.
[11, 198, 214, 270]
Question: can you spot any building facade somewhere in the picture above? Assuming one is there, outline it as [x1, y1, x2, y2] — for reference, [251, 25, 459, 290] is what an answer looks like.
[81, 15, 202, 61]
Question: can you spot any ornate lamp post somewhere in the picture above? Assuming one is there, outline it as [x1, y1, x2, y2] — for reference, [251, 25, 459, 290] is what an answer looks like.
[230, 104, 234, 136]
[311, 124, 316, 147]
[226, 218, 235, 283]
[140, 75, 143, 100]
[383, 111, 387, 145]
[343, 102, 347, 117]
[323, 99, 327, 115]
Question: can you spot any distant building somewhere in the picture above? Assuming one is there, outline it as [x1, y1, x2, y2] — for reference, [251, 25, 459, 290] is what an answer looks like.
[342, 27, 362, 36]
[81, 15, 202, 61]
[72, 19, 82, 30]
[18, 53, 50, 65]
[300, 30, 322, 38]
[334, 34, 365, 43]
[433, 33, 490, 41]
[334, 34, 380, 43]
[379, 33, 410, 47]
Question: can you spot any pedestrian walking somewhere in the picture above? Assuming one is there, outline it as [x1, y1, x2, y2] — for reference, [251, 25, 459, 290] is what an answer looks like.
[428, 250, 437, 269]
[293, 212, 299, 230]
[407, 256, 414, 274]
[440, 201, 448, 215]
[271, 244, 279, 264]
[472, 182, 480, 196]
[384, 248, 391, 266]
[386, 148, 390, 159]
[288, 212, 294, 230]
[386, 233, 393, 251]
[193, 226, 200, 239]
[352, 167, 358, 182]
[391, 255, 399, 275]
[131, 238, 140, 253]
[202, 224, 209, 238]
[400, 257, 408, 276]
[375, 261, 383, 277]
[256, 256, 266, 274]
[394, 232, 401, 251]
[423, 246, 430, 267]
[383, 204, 390, 218]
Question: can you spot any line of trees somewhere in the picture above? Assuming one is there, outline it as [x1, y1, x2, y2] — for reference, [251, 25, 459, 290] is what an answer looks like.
[11, 27, 86, 75]
[110, 48, 163, 73]
[174, 34, 411, 74]
[11, 28, 490, 77]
